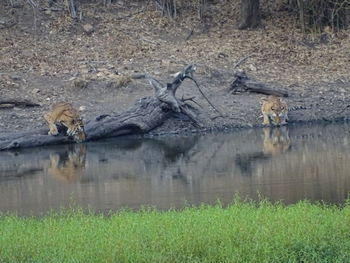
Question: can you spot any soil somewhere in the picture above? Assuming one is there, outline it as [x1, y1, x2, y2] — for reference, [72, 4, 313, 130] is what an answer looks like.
[1, 0, 350, 136]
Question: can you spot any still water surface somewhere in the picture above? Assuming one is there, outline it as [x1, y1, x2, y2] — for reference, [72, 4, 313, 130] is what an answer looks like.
[1, 123, 350, 215]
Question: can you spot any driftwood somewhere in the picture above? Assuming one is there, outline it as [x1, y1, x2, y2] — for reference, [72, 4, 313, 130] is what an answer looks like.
[230, 70, 289, 97]
[0, 99, 40, 109]
[0, 65, 205, 151]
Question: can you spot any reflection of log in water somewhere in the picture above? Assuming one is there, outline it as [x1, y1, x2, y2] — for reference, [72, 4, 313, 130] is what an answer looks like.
[91, 136, 200, 186]
[0, 167, 43, 180]
[0, 151, 45, 180]
[235, 152, 270, 175]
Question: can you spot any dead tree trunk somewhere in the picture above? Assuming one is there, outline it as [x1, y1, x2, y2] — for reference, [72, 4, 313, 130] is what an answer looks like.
[297, 0, 305, 35]
[230, 70, 288, 97]
[66, 0, 77, 18]
[155, 0, 177, 18]
[239, 0, 260, 29]
[0, 65, 203, 151]
[198, 0, 206, 20]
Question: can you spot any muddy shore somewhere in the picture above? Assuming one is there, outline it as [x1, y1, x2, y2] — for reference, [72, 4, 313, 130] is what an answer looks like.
[1, 1, 350, 136]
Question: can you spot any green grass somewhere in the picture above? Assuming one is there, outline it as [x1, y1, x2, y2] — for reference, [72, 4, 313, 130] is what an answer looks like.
[1, 200, 350, 263]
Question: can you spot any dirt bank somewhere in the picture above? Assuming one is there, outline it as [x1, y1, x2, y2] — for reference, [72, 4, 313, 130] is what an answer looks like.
[1, 0, 350, 135]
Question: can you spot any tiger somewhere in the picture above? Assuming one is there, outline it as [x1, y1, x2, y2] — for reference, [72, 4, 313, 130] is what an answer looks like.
[43, 102, 86, 142]
[261, 96, 288, 126]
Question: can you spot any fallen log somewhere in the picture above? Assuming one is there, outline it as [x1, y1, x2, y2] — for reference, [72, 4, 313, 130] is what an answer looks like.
[0, 99, 40, 109]
[86, 96, 171, 140]
[230, 70, 289, 97]
[0, 97, 171, 150]
[0, 65, 206, 151]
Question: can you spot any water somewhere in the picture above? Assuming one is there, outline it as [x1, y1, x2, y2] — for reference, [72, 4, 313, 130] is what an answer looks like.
[1, 123, 350, 215]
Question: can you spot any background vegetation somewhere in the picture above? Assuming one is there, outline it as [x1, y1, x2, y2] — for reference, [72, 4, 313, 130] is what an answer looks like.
[153, 0, 350, 32]
[286, 0, 350, 32]
[13, 0, 350, 32]
[1, 200, 350, 263]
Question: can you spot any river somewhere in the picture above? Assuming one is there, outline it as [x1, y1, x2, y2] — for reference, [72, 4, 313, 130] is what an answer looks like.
[1, 123, 350, 215]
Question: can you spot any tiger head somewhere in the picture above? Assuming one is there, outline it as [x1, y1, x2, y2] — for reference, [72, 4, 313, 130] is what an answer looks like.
[65, 117, 86, 143]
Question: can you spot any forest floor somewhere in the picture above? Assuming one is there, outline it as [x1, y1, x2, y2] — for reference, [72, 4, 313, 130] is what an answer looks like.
[1, 0, 350, 134]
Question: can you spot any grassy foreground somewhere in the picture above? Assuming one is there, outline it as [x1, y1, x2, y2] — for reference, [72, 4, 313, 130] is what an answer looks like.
[1, 200, 350, 263]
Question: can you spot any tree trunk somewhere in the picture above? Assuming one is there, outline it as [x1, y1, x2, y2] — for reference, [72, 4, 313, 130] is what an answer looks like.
[239, 0, 260, 30]
[297, 0, 305, 34]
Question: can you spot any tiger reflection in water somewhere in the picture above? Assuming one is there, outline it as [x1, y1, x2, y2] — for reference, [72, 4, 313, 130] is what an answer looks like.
[48, 145, 87, 182]
[263, 127, 291, 155]
[235, 127, 291, 176]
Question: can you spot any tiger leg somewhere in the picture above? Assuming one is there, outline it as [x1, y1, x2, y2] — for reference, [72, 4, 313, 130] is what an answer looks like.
[262, 113, 271, 125]
[43, 113, 59, 136]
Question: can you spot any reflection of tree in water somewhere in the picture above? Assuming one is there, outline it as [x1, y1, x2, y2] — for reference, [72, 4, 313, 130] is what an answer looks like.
[235, 127, 291, 176]
[142, 135, 234, 186]
[107, 136, 200, 185]
[235, 152, 270, 175]
[48, 144, 87, 183]
[147, 136, 200, 163]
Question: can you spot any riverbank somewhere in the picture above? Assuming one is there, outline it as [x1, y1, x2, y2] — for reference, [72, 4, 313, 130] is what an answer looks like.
[1, 1, 350, 135]
[1, 200, 350, 262]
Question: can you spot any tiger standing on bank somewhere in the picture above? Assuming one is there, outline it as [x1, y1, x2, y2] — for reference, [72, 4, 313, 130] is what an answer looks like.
[261, 96, 288, 126]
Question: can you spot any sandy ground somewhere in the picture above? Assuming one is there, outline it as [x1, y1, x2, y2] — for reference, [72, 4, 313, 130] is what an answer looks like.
[1, 0, 350, 134]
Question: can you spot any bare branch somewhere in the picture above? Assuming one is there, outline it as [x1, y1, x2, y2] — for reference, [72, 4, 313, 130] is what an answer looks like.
[233, 54, 252, 69]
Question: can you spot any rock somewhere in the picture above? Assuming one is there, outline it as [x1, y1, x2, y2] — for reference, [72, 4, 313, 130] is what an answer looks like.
[32, 88, 40, 94]
[10, 75, 21, 80]
[79, 106, 86, 112]
[74, 79, 89, 89]
[218, 52, 228, 58]
[249, 64, 257, 71]
[81, 68, 90, 74]
[82, 24, 94, 34]
[107, 75, 132, 89]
